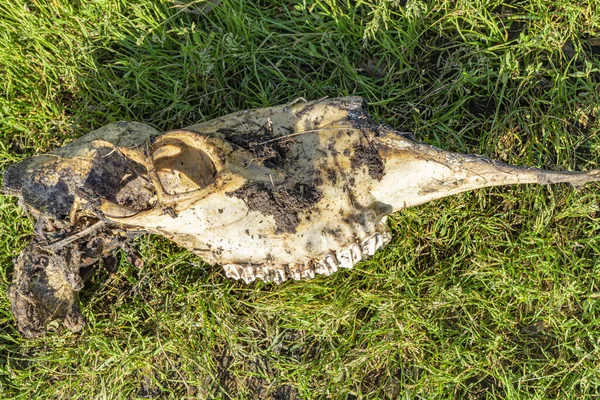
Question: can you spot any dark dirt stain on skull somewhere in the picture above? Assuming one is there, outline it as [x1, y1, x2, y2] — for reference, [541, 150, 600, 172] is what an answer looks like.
[83, 146, 154, 211]
[340, 97, 382, 133]
[327, 97, 385, 180]
[229, 182, 322, 234]
[3, 158, 76, 218]
[326, 168, 338, 184]
[350, 141, 384, 180]
[25, 180, 75, 218]
[218, 124, 294, 169]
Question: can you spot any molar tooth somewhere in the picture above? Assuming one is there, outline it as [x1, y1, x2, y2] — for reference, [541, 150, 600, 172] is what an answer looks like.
[290, 265, 302, 281]
[254, 266, 267, 282]
[324, 255, 338, 273]
[279, 268, 288, 282]
[349, 244, 362, 263]
[315, 260, 331, 276]
[300, 265, 316, 279]
[223, 264, 242, 280]
[337, 248, 353, 269]
[374, 233, 383, 250]
[272, 268, 287, 284]
[264, 269, 276, 283]
[381, 230, 392, 244]
[361, 236, 377, 256]
[240, 265, 256, 284]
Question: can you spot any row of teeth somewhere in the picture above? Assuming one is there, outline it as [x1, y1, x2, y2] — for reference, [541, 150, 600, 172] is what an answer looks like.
[223, 231, 392, 284]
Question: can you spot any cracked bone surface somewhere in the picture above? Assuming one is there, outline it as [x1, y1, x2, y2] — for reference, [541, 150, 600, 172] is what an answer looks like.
[3, 96, 600, 337]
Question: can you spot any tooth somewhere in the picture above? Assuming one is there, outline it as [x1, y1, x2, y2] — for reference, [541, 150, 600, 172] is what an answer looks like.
[315, 260, 330, 276]
[362, 235, 377, 256]
[240, 265, 256, 284]
[254, 266, 267, 282]
[224, 264, 242, 280]
[324, 255, 338, 273]
[381, 230, 392, 244]
[265, 269, 275, 282]
[300, 265, 315, 279]
[278, 268, 288, 283]
[374, 233, 383, 250]
[272, 268, 287, 284]
[349, 243, 362, 263]
[337, 248, 353, 269]
[290, 266, 302, 281]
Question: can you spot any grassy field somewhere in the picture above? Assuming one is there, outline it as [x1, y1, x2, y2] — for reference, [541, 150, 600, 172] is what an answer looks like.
[1, 0, 600, 398]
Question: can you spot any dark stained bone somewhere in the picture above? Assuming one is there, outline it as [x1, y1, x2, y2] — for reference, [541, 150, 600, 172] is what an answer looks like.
[3, 97, 599, 337]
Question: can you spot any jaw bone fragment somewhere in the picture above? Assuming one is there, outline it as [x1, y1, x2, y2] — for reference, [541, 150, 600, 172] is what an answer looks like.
[2, 97, 599, 336]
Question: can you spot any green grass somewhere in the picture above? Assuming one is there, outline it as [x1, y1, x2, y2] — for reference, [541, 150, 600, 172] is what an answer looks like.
[1, 0, 600, 398]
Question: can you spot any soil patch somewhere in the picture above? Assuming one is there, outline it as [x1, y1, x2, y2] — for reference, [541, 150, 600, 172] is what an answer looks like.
[219, 124, 294, 169]
[229, 182, 322, 233]
[350, 141, 384, 180]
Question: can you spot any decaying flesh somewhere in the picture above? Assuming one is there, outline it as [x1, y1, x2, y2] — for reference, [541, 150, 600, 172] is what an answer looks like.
[3, 97, 599, 337]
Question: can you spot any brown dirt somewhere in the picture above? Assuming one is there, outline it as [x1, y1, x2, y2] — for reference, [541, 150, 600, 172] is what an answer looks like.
[8, 245, 85, 338]
[219, 124, 294, 168]
[7, 220, 135, 337]
[229, 182, 322, 234]
[82, 145, 155, 211]
[2, 142, 149, 337]
[350, 140, 385, 180]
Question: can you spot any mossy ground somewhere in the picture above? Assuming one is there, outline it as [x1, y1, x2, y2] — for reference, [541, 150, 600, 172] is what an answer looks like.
[1, 0, 600, 398]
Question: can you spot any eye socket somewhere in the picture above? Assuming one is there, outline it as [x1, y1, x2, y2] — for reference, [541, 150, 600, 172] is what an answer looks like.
[152, 136, 217, 195]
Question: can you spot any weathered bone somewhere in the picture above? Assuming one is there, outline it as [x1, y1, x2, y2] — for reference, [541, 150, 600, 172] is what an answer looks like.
[2, 97, 599, 337]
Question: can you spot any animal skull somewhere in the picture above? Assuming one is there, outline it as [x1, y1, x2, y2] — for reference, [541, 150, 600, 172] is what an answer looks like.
[3, 96, 599, 337]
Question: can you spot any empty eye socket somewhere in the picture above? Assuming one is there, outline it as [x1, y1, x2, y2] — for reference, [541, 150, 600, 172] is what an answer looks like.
[152, 137, 217, 195]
